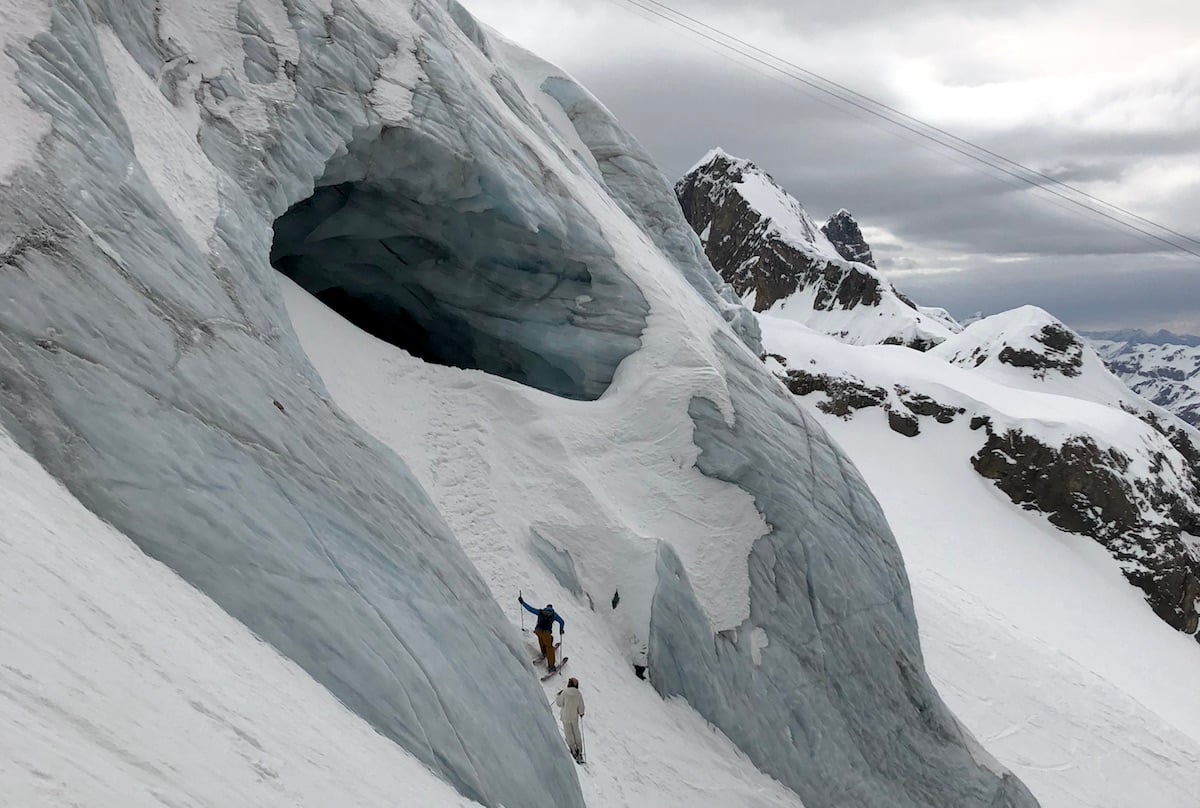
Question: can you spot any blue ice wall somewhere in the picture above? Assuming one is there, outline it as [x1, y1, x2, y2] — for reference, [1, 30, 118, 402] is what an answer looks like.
[271, 123, 648, 401]
[649, 332, 1038, 807]
[0, 1, 585, 806]
[0, 1, 1039, 807]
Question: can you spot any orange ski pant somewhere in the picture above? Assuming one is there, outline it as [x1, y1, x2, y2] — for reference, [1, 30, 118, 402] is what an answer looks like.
[535, 629, 557, 667]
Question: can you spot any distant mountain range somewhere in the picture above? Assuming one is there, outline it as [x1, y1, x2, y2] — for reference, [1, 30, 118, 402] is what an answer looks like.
[1084, 331, 1200, 427]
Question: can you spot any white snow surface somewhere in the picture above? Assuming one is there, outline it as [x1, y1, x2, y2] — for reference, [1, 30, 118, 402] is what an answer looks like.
[282, 277, 804, 808]
[760, 313, 1200, 808]
[761, 274, 955, 349]
[0, 426, 481, 808]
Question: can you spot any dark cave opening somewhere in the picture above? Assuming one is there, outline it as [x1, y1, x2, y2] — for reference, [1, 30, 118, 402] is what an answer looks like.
[270, 129, 648, 401]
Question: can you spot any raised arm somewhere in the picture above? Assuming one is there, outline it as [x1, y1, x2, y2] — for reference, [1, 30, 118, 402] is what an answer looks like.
[519, 598, 541, 617]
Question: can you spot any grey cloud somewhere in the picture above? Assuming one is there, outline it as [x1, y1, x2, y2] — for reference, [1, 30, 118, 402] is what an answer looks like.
[464, 0, 1200, 335]
[893, 256, 1200, 334]
[569, 55, 1198, 257]
[653, 0, 1048, 30]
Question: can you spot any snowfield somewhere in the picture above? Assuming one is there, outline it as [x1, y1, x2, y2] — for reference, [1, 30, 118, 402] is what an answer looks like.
[760, 313, 1200, 807]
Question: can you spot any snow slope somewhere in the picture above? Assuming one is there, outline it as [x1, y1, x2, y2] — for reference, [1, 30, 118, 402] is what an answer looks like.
[283, 277, 805, 808]
[832, 416, 1200, 808]
[759, 315, 1200, 807]
[934, 306, 1170, 417]
[0, 426, 480, 808]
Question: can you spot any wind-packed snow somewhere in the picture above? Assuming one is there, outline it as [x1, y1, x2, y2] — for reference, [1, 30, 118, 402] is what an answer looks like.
[0, 425, 481, 808]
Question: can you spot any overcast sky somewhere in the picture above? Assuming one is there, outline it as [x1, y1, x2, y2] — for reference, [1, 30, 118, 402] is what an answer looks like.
[463, 0, 1200, 334]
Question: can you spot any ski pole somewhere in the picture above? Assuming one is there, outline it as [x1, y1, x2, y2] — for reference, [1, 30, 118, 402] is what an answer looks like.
[519, 589, 525, 632]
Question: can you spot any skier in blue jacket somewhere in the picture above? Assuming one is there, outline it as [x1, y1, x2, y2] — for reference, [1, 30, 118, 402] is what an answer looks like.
[519, 595, 564, 671]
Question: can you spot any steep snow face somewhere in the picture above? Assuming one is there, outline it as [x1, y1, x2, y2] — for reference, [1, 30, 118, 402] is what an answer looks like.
[767, 313, 1200, 639]
[0, 1, 1037, 806]
[1088, 329, 1200, 428]
[817, 409, 1200, 808]
[676, 150, 954, 350]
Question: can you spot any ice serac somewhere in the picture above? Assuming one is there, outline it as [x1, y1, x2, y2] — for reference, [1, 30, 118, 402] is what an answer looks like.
[676, 149, 952, 350]
[0, 1, 584, 806]
[0, 1, 1040, 807]
[533, 74, 762, 354]
[652, 332, 1038, 808]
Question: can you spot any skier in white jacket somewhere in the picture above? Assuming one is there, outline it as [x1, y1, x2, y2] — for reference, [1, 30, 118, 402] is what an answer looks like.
[555, 677, 586, 764]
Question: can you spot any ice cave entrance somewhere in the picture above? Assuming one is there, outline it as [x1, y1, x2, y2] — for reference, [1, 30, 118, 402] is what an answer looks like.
[270, 128, 647, 401]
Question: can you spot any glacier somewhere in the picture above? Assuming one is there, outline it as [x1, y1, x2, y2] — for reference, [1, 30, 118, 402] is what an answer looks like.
[0, 1, 1036, 806]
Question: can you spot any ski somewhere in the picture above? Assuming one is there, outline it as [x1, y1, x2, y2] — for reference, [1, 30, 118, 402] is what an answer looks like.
[531, 642, 563, 665]
[539, 657, 568, 680]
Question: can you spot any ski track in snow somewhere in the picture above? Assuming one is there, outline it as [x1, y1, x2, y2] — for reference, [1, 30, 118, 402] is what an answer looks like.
[0, 428, 482, 808]
[282, 278, 806, 808]
[818, 408, 1200, 808]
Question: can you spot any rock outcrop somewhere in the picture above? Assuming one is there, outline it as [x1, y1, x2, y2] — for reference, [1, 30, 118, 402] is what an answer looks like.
[822, 208, 876, 267]
[676, 150, 954, 350]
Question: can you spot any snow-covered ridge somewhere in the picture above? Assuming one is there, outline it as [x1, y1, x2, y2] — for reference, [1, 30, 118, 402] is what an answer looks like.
[769, 306, 1200, 639]
[676, 149, 956, 350]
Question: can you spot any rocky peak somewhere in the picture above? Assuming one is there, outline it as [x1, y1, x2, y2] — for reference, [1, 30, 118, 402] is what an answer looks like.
[676, 149, 954, 350]
[821, 208, 876, 268]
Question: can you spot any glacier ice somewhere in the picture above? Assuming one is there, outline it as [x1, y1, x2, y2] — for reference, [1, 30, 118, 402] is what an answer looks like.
[0, 0, 1039, 806]
[270, 118, 649, 401]
[0, 1, 584, 806]
[650, 331, 1037, 807]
